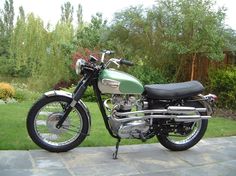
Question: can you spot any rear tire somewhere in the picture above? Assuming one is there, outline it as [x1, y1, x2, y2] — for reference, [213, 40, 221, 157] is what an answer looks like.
[157, 101, 208, 151]
[27, 95, 89, 152]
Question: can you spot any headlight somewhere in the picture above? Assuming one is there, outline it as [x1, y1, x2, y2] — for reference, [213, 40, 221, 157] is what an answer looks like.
[75, 59, 86, 75]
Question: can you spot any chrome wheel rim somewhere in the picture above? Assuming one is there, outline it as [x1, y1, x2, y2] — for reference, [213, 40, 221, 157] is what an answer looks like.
[167, 120, 202, 145]
[34, 101, 83, 146]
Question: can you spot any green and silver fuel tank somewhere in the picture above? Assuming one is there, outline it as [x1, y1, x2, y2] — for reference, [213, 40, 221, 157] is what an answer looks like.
[98, 69, 144, 94]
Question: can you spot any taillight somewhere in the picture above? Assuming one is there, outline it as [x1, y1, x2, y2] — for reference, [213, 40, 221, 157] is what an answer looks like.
[204, 94, 218, 103]
[211, 94, 218, 102]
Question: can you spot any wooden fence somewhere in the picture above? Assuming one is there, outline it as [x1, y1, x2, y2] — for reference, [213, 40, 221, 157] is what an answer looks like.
[179, 51, 236, 83]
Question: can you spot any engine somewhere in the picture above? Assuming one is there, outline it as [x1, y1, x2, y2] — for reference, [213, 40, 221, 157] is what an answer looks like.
[106, 95, 150, 139]
[111, 94, 137, 113]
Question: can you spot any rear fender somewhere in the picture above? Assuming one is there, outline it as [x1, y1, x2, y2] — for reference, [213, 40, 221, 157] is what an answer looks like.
[193, 95, 214, 116]
[44, 90, 91, 134]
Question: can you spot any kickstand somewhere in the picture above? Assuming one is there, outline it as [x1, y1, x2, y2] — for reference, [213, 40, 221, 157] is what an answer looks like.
[112, 138, 121, 159]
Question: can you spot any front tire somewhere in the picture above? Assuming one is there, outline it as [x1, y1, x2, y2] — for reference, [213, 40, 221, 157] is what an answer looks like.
[27, 95, 89, 152]
[157, 101, 208, 151]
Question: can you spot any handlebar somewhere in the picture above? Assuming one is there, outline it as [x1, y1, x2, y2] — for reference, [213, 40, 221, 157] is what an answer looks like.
[104, 58, 134, 68]
[76, 51, 135, 75]
[84, 50, 134, 68]
[119, 59, 134, 66]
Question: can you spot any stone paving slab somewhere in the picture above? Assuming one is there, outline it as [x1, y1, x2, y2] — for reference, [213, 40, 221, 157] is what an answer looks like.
[0, 169, 72, 176]
[0, 151, 33, 170]
[0, 136, 236, 176]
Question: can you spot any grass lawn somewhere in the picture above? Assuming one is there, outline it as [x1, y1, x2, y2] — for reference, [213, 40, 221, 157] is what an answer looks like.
[0, 101, 236, 150]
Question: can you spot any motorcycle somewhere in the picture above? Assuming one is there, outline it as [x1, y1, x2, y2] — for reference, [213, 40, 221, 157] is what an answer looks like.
[27, 50, 217, 159]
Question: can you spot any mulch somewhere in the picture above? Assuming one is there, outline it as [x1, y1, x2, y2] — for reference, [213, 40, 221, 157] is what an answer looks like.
[214, 109, 236, 120]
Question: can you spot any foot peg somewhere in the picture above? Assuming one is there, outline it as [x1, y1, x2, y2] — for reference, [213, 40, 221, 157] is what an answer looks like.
[113, 138, 120, 159]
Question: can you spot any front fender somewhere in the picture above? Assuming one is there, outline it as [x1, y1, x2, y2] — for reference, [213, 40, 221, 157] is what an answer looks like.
[44, 90, 91, 135]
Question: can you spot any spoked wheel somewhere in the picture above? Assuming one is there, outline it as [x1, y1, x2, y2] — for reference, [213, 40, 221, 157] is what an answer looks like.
[27, 96, 89, 152]
[157, 101, 208, 151]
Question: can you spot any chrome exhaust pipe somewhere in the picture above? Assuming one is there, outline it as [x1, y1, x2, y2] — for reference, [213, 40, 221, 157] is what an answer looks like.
[114, 106, 207, 116]
[112, 106, 211, 123]
[112, 114, 211, 123]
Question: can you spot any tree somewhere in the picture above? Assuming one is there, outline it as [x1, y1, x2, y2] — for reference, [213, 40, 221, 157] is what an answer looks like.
[110, 6, 147, 55]
[8, 6, 27, 76]
[109, 0, 227, 81]
[18, 6, 25, 22]
[29, 19, 75, 91]
[76, 13, 107, 49]
[77, 4, 83, 29]
[9, 13, 48, 77]
[224, 28, 236, 52]
[61, 1, 73, 24]
[155, 0, 226, 80]
[0, 0, 14, 57]
[108, 5, 175, 79]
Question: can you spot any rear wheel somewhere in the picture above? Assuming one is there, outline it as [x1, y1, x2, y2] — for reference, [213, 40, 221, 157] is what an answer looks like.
[27, 96, 89, 152]
[157, 101, 208, 151]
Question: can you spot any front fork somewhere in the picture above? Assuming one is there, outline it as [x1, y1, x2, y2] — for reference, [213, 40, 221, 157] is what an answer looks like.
[55, 72, 121, 159]
[56, 77, 88, 128]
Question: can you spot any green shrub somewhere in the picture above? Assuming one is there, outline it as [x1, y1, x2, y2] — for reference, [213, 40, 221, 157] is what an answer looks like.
[14, 89, 26, 102]
[62, 86, 97, 102]
[82, 86, 97, 102]
[12, 83, 41, 102]
[0, 82, 15, 100]
[15, 89, 41, 102]
[129, 65, 168, 85]
[208, 67, 236, 110]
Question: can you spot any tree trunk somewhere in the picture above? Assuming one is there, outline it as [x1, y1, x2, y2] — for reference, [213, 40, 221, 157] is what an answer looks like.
[176, 55, 187, 82]
[190, 53, 197, 80]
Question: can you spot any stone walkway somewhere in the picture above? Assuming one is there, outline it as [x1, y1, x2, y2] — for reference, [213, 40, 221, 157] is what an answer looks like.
[0, 136, 236, 176]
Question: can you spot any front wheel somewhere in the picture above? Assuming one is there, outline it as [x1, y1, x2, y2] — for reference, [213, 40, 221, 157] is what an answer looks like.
[157, 101, 208, 151]
[27, 95, 89, 152]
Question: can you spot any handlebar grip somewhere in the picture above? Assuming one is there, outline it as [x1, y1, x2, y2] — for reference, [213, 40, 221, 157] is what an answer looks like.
[120, 59, 134, 66]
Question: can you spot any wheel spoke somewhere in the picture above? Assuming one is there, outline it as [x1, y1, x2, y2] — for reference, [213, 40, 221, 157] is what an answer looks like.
[36, 120, 46, 126]
[39, 111, 53, 116]
[167, 121, 202, 145]
[40, 133, 59, 141]
[62, 126, 80, 133]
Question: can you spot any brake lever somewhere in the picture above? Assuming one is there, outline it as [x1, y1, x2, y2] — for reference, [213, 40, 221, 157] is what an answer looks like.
[104, 58, 120, 68]
[111, 59, 120, 68]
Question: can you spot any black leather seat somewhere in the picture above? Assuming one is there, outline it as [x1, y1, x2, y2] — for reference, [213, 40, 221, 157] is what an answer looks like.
[144, 81, 204, 99]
